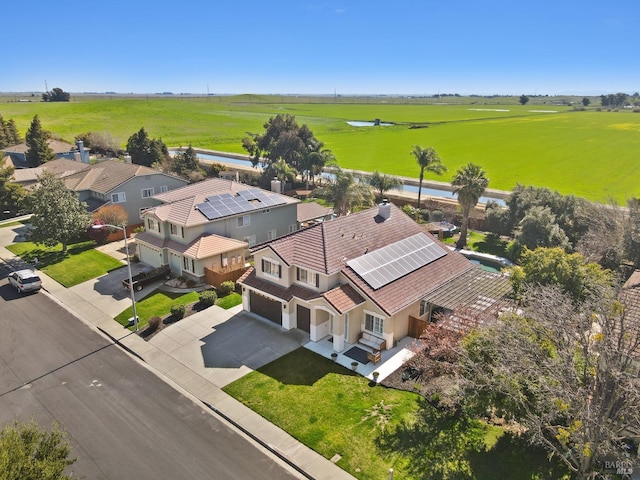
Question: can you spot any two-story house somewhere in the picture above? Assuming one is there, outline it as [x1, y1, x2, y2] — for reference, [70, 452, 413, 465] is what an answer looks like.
[238, 201, 511, 354]
[135, 177, 299, 285]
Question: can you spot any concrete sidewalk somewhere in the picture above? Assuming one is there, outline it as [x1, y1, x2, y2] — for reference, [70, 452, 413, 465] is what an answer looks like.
[0, 222, 354, 480]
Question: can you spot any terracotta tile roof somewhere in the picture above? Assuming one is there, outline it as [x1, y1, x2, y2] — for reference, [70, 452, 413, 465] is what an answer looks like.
[323, 283, 365, 313]
[250, 203, 477, 316]
[182, 234, 247, 259]
[146, 177, 298, 227]
[152, 177, 250, 203]
[238, 267, 322, 302]
[296, 202, 333, 222]
[61, 159, 179, 194]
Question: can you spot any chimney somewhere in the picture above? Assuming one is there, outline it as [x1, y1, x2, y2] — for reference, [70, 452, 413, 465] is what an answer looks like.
[76, 140, 89, 163]
[378, 199, 391, 220]
[270, 177, 282, 194]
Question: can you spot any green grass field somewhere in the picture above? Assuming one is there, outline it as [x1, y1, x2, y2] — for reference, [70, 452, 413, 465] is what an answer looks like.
[1, 95, 638, 202]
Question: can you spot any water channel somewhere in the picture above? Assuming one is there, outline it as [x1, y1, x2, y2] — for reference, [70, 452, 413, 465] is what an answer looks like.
[170, 150, 507, 206]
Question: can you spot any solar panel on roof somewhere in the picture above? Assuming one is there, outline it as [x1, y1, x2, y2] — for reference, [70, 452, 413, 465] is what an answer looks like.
[195, 188, 289, 220]
[347, 233, 447, 290]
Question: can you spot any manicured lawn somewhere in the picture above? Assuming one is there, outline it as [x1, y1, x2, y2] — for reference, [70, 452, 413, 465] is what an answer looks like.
[443, 231, 510, 257]
[215, 292, 242, 309]
[115, 290, 200, 329]
[5, 240, 124, 287]
[223, 348, 568, 480]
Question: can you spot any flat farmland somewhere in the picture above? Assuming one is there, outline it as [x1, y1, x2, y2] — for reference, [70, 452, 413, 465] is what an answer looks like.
[1, 95, 638, 203]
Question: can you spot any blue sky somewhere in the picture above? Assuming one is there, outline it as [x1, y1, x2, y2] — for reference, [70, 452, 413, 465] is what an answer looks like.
[4, 0, 637, 96]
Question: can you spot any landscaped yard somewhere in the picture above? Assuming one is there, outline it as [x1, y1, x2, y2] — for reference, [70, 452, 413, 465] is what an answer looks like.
[443, 231, 510, 257]
[223, 348, 568, 480]
[115, 290, 242, 330]
[5, 240, 124, 287]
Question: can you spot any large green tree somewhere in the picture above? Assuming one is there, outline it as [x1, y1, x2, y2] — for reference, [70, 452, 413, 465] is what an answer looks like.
[28, 172, 92, 252]
[126, 127, 169, 167]
[42, 87, 70, 102]
[0, 165, 27, 216]
[461, 284, 640, 479]
[513, 205, 571, 251]
[0, 420, 77, 480]
[509, 247, 613, 302]
[25, 115, 55, 167]
[313, 166, 375, 216]
[451, 163, 488, 248]
[242, 113, 329, 186]
[0, 115, 22, 149]
[170, 144, 202, 178]
[410, 146, 447, 208]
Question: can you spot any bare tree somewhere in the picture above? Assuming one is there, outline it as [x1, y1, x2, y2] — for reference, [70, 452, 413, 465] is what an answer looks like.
[460, 284, 640, 479]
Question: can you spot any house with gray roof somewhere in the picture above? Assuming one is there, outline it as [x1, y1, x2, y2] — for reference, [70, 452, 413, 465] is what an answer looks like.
[238, 201, 511, 354]
[135, 177, 299, 285]
[12, 157, 188, 223]
[2, 139, 90, 168]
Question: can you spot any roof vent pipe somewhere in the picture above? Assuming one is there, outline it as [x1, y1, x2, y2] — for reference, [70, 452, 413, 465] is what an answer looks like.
[378, 199, 391, 219]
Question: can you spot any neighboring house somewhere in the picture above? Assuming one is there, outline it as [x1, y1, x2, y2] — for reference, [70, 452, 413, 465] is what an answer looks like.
[134, 177, 299, 285]
[238, 201, 511, 353]
[10, 157, 187, 224]
[2, 140, 90, 168]
[296, 201, 334, 229]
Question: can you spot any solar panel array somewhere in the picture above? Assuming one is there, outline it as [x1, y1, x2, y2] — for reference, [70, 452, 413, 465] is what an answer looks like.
[195, 188, 287, 220]
[347, 232, 447, 290]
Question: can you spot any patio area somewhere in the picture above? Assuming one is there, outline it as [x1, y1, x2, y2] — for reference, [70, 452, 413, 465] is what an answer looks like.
[304, 335, 417, 382]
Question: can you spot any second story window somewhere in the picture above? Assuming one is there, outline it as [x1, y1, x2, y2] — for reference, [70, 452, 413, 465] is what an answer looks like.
[238, 215, 250, 227]
[267, 229, 277, 241]
[262, 258, 281, 278]
[147, 218, 155, 231]
[160, 185, 168, 193]
[141, 188, 154, 198]
[170, 224, 178, 235]
[297, 267, 319, 287]
[111, 192, 126, 203]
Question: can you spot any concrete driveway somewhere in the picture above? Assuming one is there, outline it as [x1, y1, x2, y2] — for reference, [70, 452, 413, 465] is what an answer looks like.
[149, 307, 309, 388]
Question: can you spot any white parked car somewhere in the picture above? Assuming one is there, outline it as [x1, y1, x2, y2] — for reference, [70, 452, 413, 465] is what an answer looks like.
[8, 269, 42, 293]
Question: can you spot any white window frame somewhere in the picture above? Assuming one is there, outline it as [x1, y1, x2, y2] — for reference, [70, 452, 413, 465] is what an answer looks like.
[267, 229, 277, 241]
[141, 187, 154, 198]
[160, 185, 168, 193]
[365, 312, 384, 336]
[170, 223, 178, 235]
[147, 218, 155, 231]
[296, 267, 319, 287]
[289, 224, 297, 233]
[111, 192, 126, 203]
[237, 215, 250, 227]
[244, 235, 256, 247]
[419, 299, 429, 317]
[262, 258, 281, 278]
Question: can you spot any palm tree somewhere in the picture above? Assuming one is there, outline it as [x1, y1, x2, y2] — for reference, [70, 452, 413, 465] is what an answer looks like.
[451, 163, 489, 249]
[314, 166, 375, 216]
[366, 170, 402, 201]
[410, 146, 447, 208]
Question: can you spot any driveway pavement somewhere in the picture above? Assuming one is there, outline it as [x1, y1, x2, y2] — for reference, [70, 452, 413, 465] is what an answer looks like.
[0, 218, 354, 480]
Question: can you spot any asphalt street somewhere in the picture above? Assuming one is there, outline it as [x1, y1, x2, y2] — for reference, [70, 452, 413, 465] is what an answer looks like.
[0, 265, 303, 480]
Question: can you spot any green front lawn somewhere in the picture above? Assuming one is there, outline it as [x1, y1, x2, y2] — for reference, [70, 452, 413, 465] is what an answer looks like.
[5, 241, 124, 287]
[223, 348, 568, 480]
[115, 290, 200, 329]
[216, 292, 242, 309]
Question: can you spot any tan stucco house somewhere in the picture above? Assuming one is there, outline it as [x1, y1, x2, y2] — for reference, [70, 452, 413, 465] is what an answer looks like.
[238, 201, 511, 353]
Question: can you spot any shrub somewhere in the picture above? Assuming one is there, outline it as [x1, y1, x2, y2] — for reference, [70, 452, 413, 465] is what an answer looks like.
[170, 303, 186, 320]
[147, 316, 162, 333]
[218, 280, 236, 296]
[430, 210, 443, 222]
[199, 289, 218, 308]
